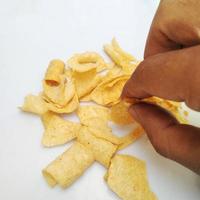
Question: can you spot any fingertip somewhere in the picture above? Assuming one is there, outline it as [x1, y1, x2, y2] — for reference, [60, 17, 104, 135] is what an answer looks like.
[121, 78, 134, 99]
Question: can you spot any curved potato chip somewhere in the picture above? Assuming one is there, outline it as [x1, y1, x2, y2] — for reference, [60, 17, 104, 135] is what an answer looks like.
[77, 105, 110, 124]
[73, 68, 101, 98]
[41, 112, 81, 147]
[44, 59, 65, 86]
[68, 52, 106, 72]
[110, 101, 134, 125]
[43, 75, 75, 106]
[105, 154, 157, 200]
[91, 76, 129, 106]
[45, 93, 79, 114]
[77, 126, 117, 167]
[42, 142, 94, 188]
[143, 97, 187, 124]
[104, 44, 124, 67]
[105, 65, 124, 79]
[79, 93, 91, 102]
[21, 94, 48, 115]
[104, 39, 139, 74]
[111, 38, 135, 62]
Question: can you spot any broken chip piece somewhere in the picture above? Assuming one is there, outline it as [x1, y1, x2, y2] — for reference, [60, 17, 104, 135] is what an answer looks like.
[41, 112, 81, 147]
[105, 154, 157, 200]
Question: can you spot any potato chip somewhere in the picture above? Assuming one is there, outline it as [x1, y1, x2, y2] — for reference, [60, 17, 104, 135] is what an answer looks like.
[68, 52, 106, 72]
[21, 94, 48, 115]
[79, 92, 91, 102]
[44, 59, 65, 86]
[44, 93, 79, 114]
[43, 142, 94, 188]
[77, 126, 117, 167]
[106, 65, 124, 79]
[111, 38, 135, 62]
[144, 97, 188, 124]
[118, 126, 144, 150]
[91, 75, 129, 106]
[111, 101, 134, 125]
[86, 118, 121, 145]
[77, 105, 110, 124]
[41, 111, 54, 129]
[43, 75, 75, 106]
[105, 154, 157, 200]
[104, 44, 124, 67]
[104, 39, 139, 75]
[41, 112, 81, 147]
[73, 68, 101, 98]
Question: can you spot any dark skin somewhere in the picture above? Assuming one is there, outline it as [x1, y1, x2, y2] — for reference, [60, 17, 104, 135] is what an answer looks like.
[121, 0, 200, 174]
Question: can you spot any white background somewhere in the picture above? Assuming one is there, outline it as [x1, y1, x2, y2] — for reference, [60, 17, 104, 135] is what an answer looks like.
[0, 0, 200, 200]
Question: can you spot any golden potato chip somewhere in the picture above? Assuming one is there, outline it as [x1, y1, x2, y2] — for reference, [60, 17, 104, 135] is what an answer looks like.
[91, 75, 129, 106]
[144, 97, 188, 124]
[111, 38, 135, 62]
[42, 142, 94, 188]
[105, 154, 157, 200]
[104, 39, 138, 75]
[68, 52, 106, 72]
[118, 126, 144, 150]
[21, 94, 48, 115]
[44, 93, 79, 114]
[77, 126, 117, 167]
[41, 111, 54, 129]
[44, 59, 65, 86]
[77, 105, 110, 124]
[41, 112, 81, 147]
[104, 44, 124, 67]
[43, 75, 75, 106]
[64, 68, 73, 78]
[86, 118, 121, 145]
[73, 68, 101, 98]
[110, 101, 134, 125]
[79, 92, 91, 102]
[106, 65, 124, 79]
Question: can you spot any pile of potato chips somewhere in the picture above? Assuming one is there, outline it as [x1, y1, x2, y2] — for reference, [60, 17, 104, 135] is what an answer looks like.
[21, 39, 187, 200]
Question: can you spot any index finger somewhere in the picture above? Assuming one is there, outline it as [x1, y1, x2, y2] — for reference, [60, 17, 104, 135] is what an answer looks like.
[121, 45, 200, 111]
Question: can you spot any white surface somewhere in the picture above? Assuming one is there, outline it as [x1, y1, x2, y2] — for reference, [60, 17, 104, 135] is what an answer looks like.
[0, 0, 200, 200]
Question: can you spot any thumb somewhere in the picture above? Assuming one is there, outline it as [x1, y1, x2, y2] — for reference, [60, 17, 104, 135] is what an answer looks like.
[129, 102, 200, 174]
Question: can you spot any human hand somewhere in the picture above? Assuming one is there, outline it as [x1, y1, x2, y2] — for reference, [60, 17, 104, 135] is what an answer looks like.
[122, 0, 200, 174]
